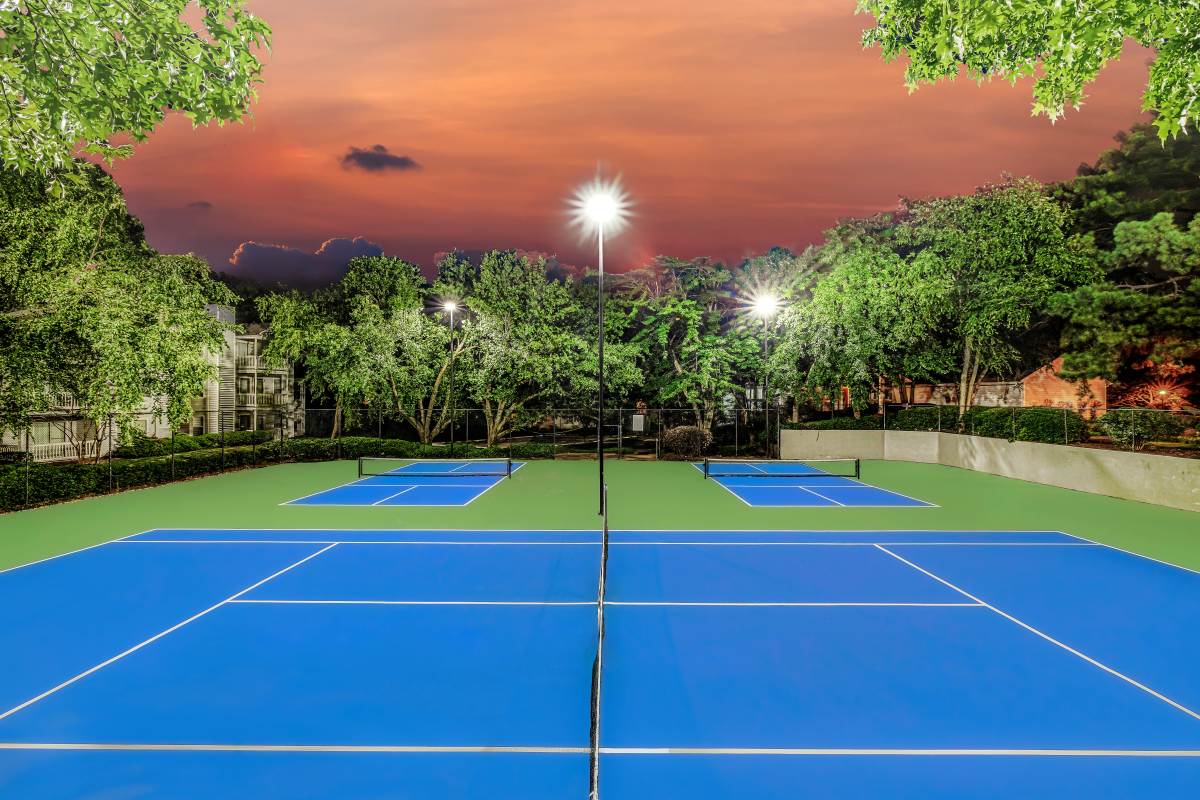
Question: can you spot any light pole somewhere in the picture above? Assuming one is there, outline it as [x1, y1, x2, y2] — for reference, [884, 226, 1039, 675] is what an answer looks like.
[753, 295, 779, 458]
[569, 174, 631, 515]
[444, 301, 458, 458]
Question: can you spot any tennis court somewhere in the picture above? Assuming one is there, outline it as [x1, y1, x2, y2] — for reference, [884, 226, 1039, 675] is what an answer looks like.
[2, 523, 1198, 797]
[286, 458, 525, 507]
[696, 458, 935, 507]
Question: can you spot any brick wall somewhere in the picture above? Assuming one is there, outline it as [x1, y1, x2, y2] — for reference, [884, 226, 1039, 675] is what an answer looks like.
[1022, 357, 1107, 415]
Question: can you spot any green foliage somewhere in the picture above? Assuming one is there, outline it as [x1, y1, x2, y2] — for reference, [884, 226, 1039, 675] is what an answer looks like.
[661, 425, 713, 456]
[1053, 213, 1200, 381]
[0, 437, 556, 510]
[624, 257, 763, 429]
[1055, 124, 1200, 249]
[112, 430, 272, 459]
[858, 1, 1200, 139]
[0, 162, 235, 435]
[795, 416, 882, 431]
[1095, 408, 1190, 449]
[0, 1, 271, 176]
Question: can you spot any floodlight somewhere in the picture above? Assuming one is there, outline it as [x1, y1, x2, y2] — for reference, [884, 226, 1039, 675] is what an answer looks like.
[443, 301, 458, 312]
[753, 295, 780, 318]
[568, 173, 632, 240]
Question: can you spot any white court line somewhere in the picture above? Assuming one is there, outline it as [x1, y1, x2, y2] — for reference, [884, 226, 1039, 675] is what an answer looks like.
[1057, 533, 1200, 578]
[370, 486, 416, 506]
[875, 545, 1200, 724]
[0, 543, 338, 723]
[231, 599, 595, 606]
[0, 530, 151, 575]
[0, 742, 1196, 757]
[228, 599, 983, 608]
[117, 540, 1094, 547]
[795, 485, 846, 507]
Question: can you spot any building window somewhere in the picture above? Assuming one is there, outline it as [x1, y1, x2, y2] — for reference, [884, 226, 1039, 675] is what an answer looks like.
[237, 414, 251, 431]
[192, 415, 205, 435]
[29, 422, 67, 445]
[237, 376, 250, 394]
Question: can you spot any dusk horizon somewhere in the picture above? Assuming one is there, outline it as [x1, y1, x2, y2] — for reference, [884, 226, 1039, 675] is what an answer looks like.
[100, 0, 1154, 286]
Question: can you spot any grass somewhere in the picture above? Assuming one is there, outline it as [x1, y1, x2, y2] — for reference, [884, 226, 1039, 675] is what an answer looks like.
[1, 458, 1198, 571]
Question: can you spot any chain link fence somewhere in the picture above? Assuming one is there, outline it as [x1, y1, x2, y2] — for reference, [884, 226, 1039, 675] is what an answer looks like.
[789, 403, 1199, 453]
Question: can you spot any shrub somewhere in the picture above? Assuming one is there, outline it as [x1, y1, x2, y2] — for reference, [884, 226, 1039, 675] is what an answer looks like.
[796, 416, 882, 431]
[113, 429, 272, 458]
[0, 436, 558, 511]
[887, 406, 951, 431]
[1095, 409, 1189, 450]
[661, 425, 713, 456]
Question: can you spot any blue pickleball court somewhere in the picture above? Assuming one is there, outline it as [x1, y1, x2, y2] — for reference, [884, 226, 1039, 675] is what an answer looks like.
[695, 458, 934, 507]
[286, 458, 526, 506]
[1, 527, 1199, 797]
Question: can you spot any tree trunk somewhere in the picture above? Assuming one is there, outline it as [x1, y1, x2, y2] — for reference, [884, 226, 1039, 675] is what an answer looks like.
[330, 402, 342, 439]
[957, 337, 974, 421]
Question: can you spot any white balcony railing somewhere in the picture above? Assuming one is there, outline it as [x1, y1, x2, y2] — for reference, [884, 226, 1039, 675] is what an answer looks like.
[236, 393, 286, 408]
[7, 440, 105, 463]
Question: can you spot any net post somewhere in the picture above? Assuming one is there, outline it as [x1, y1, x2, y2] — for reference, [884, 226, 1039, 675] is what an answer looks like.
[853, 458, 861, 480]
[506, 456, 512, 478]
[357, 457, 365, 479]
[703, 457, 710, 479]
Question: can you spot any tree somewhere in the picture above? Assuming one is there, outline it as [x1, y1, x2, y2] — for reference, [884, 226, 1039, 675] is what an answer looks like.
[0, 162, 235, 443]
[258, 256, 426, 439]
[895, 179, 1100, 418]
[625, 258, 761, 430]
[857, 1, 1200, 139]
[770, 244, 951, 412]
[458, 252, 590, 446]
[1053, 213, 1200, 383]
[1055, 123, 1200, 249]
[0, 0, 271, 176]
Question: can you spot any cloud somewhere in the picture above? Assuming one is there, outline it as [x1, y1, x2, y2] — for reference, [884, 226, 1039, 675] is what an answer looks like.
[340, 144, 421, 173]
[227, 236, 385, 287]
[186, 200, 214, 211]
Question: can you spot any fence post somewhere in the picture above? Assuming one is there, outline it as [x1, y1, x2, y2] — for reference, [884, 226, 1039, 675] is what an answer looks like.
[220, 414, 226, 471]
[734, 409, 739, 457]
[378, 408, 383, 439]
[278, 413, 285, 461]
[1011, 406, 1017, 441]
[24, 427, 31, 507]
[552, 412, 557, 458]
[107, 415, 114, 492]
[937, 406, 942, 432]
[1063, 408, 1069, 445]
[170, 430, 176, 479]
[618, 411, 623, 460]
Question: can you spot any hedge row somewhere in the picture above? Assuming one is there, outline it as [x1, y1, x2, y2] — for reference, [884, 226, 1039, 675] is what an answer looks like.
[0, 437, 556, 511]
[112, 429, 273, 458]
[785, 406, 1088, 445]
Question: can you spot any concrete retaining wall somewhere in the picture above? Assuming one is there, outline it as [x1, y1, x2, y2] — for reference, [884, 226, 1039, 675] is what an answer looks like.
[780, 429, 1200, 513]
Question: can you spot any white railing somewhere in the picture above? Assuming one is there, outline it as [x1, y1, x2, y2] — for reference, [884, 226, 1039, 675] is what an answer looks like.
[236, 393, 285, 408]
[20, 440, 105, 463]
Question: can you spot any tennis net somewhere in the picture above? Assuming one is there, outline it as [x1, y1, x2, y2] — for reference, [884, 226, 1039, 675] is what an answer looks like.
[702, 457, 861, 480]
[588, 483, 610, 800]
[356, 456, 513, 479]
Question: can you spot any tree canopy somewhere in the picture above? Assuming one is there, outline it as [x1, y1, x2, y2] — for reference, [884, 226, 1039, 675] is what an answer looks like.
[857, 1, 1200, 139]
[0, 0, 271, 176]
[0, 162, 235, 434]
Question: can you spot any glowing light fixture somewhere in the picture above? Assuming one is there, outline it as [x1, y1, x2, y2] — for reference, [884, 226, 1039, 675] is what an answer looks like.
[753, 294, 780, 318]
[568, 173, 632, 240]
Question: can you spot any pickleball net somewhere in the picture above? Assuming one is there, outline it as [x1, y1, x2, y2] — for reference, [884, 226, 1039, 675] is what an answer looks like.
[588, 482, 610, 799]
[702, 457, 861, 480]
[356, 456, 513, 479]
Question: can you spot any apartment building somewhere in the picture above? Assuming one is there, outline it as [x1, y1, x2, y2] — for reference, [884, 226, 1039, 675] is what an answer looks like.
[1, 307, 304, 462]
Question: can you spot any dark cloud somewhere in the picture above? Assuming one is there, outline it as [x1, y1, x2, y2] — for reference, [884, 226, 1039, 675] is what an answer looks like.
[227, 236, 385, 287]
[187, 200, 214, 210]
[340, 144, 421, 173]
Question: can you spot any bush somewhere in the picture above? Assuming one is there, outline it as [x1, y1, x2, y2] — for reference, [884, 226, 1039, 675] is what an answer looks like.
[1094, 409, 1189, 450]
[661, 426, 713, 457]
[0, 436, 558, 511]
[113, 429, 272, 459]
[795, 416, 882, 431]
[888, 406, 953, 431]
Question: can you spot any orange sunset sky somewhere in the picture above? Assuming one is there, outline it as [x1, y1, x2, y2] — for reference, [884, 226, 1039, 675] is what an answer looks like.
[106, 0, 1153, 284]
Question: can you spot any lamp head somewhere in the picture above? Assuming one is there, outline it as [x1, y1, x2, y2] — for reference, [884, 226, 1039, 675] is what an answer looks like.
[568, 172, 632, 241]
[753, 295, 780, 318]
[443, 301, 458, 313]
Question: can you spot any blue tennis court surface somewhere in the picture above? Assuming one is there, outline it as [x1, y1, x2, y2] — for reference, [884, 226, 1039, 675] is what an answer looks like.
[2, 528, 1199, 798]
[286, 460, 526, 506]
[694, 460, 934, 507]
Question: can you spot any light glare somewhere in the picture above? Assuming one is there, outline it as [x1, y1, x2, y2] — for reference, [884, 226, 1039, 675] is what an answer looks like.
[443, 301, 458, 312]
[753, 295, 780, 318]
[568, 173, 632, 240]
